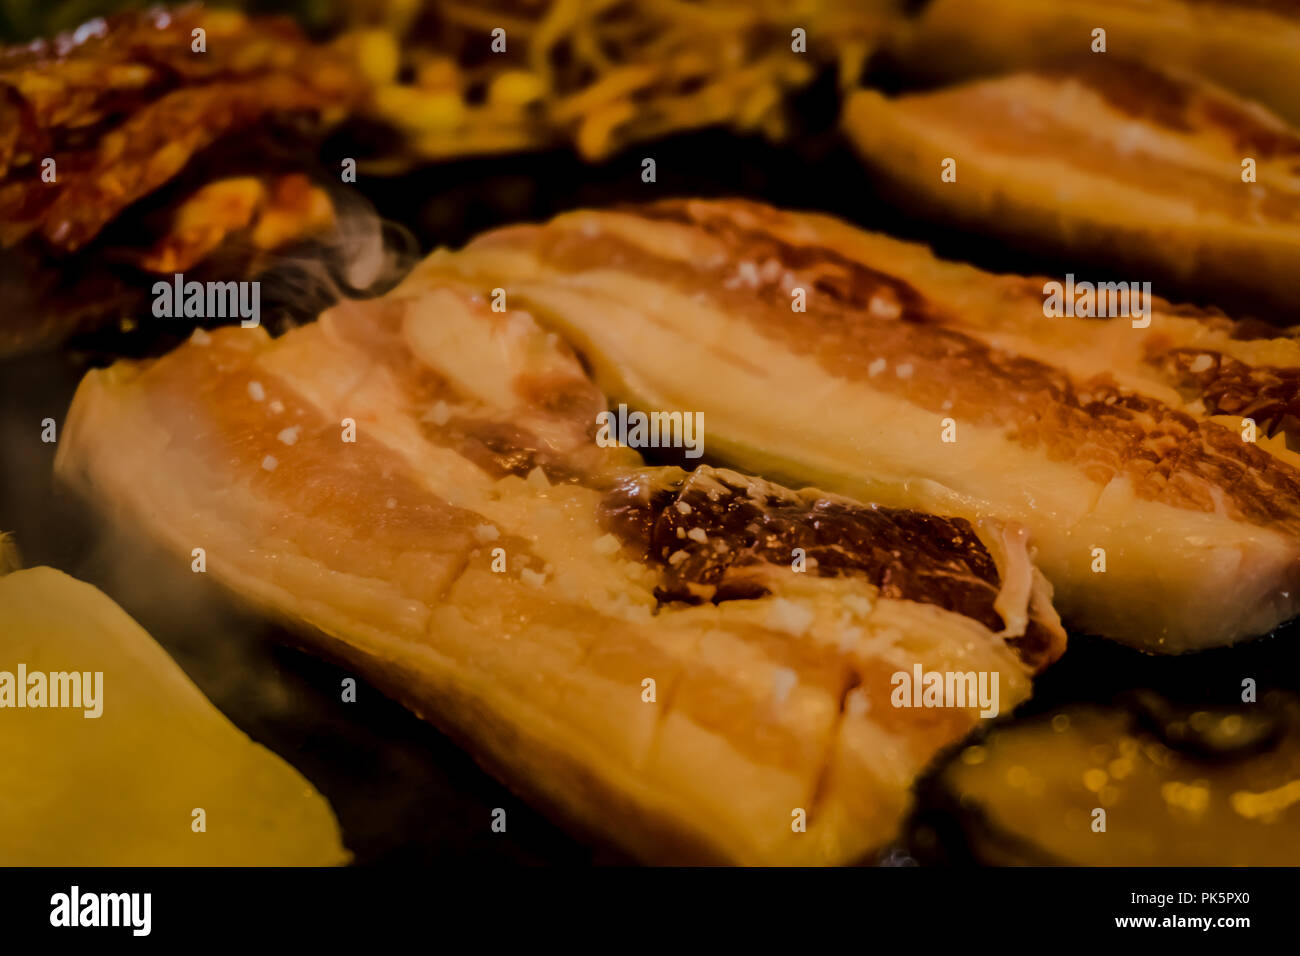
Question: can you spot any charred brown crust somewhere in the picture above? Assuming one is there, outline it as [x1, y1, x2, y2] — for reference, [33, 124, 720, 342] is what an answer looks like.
[424, 416, 590, 485]
[600, 466, 1056, 667]
[1149, 347, 1300, 443]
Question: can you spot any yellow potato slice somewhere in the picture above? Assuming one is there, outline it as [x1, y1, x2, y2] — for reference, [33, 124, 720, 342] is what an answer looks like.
[0, 566, 348, 865]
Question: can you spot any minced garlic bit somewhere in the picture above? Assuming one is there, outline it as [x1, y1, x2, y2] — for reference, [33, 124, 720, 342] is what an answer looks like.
[473, 524, 500, 543]
[277, 426, 301, 446]
[725, 260, 761, 290]
[868, 294, 902, 319]
[427, 400, 452, 426]
[867, 357, 887, 377]
[841, 593, 874, 619]
[769, 666, 798, 707]
[247, 381, 266, 402]
[520, 567, 548, 588]
[766, 597, 814, 637]
[592, 534, 620, 556]
[837, 624, 862, 653]
[261, 455, 278, 472]
[846, 687, 870, 718]
[687, 527, 708, 543]
[674, 500, 692, 515]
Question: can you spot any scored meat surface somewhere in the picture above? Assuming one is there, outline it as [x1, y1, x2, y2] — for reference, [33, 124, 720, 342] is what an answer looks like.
[56, 272, 1062, 865]
[414, 198, 1300, 651]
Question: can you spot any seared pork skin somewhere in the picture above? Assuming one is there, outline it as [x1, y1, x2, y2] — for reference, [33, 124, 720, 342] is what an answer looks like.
[57, 276, 1062, 865]
[415, 198, 1300, 651]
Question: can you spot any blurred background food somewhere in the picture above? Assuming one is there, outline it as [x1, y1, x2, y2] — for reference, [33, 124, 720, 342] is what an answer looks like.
[3, 0, 900, 163]
[0, 5, 366, 355]
[892, 0, 1300, 128]
[345, 0, 896, 164]
[0, 1, 903, 356]
[845, 61, 1300, 313]
[2, 0, 1300, 865]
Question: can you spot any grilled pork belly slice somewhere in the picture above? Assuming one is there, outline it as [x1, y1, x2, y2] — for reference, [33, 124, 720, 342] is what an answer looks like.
[412, 198, 1300, 651]
[844, 62, 1300, 311]
[56, 283, 1062, 865]
[894, 0, 1300, 129]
